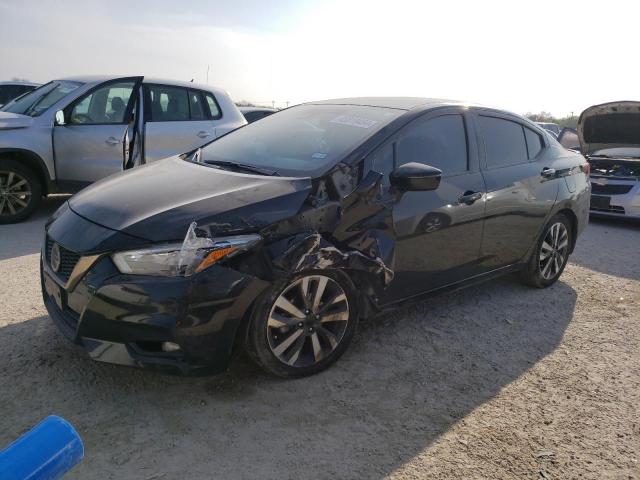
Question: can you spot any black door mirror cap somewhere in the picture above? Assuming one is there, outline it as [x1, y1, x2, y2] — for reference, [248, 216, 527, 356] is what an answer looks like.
[390, 162, 442, 192]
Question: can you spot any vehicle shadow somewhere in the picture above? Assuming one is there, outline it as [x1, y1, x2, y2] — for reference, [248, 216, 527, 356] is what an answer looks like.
[569, 216, 640, 281]
[0, 277, 576, 479]
[0, 196, 69, 261]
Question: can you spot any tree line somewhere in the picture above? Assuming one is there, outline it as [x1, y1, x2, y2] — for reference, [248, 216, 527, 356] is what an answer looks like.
[525, 111, 578, 129]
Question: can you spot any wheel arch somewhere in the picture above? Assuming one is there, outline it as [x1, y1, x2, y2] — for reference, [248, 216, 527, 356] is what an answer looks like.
[0, 148, 53, 195]
[555, 208, 578, 253]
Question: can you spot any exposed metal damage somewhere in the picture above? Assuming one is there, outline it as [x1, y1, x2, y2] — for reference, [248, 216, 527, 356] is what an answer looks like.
[185, 167, 397, 308]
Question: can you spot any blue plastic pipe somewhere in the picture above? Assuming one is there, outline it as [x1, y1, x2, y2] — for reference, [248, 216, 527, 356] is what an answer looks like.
[0, 416, 84, 480]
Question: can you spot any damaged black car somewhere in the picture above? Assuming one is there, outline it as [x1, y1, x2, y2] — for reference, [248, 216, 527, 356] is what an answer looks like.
[41, 98, 591, 377]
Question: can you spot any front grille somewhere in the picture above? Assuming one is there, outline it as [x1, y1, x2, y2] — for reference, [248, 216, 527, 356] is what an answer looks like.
[590, 183, 634, 195]
[46, 237, 81, 282]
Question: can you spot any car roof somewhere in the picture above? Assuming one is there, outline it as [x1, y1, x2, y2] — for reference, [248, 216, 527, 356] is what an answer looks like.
[238, 106, 278, 113]
[307, 97, 466, 111]
[55, 75, 228, 96]
[0, 81, 40, 87]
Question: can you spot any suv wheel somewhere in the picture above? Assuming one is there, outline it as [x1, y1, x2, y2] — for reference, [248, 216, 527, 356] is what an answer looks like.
[247, 270, 358, 378]
[520, 213, 572, 288]
[0, 159, 42, 224]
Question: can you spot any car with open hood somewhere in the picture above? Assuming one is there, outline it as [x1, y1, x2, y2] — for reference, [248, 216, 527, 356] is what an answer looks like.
[41, 97, 590, 378]
[0, 75, 245, 223]
[559, 101, 640, 219]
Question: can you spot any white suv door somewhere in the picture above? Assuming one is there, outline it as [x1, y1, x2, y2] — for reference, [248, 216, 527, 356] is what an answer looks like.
[142, 84, 221, 162]
[53, 77, 143, 185]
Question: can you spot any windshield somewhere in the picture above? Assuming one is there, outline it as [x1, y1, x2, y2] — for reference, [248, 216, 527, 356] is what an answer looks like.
[198, 104, 403, 177]
[1, 81, 82, 117]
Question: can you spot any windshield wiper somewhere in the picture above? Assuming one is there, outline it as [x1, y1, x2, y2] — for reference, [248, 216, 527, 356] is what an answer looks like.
[204, 160, 279, 176]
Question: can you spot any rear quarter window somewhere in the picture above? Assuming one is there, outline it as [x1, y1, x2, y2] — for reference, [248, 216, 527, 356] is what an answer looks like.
[524, 127, 543, 159]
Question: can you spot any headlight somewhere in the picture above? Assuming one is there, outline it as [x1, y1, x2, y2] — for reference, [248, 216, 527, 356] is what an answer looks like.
[112, 234, 262, 277]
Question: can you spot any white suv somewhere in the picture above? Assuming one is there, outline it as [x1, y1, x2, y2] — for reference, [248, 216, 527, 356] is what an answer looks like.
[0, 75, 246, 223]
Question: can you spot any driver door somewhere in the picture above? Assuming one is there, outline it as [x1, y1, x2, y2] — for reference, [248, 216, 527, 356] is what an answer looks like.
[53, 76, 143, 187]
[377, 109, 487, 304]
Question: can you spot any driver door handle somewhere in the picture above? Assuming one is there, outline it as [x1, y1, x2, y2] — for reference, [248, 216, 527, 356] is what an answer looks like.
[541, 167, 556, 178]
[197, 131, 210, 139]
[105, 137, 120, 146]
[458, 191, 483, 204]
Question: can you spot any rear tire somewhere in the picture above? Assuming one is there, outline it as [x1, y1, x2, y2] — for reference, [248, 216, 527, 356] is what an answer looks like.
[0, 159, 42, 224]
[520, 213, 572, 288]
[246, 270, 358, 378]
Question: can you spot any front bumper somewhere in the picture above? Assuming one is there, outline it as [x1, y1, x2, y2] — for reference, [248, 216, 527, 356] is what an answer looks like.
[589, 178, 640, 219]
[41, 247, 268, 375]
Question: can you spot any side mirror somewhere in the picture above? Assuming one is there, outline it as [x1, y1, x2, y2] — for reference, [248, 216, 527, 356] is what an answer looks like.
[390, 162, 442, 192]
[54, 110, 66, 126]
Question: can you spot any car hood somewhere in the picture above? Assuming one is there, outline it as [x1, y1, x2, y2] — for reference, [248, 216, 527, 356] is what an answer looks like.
[578, 101, 640, 156]
[68, 157, 313, 243]
[0, 112, 33, 130]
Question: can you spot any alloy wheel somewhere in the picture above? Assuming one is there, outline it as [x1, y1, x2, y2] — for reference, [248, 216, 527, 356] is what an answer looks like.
[0, 170, 31, 216]
[539, 222, 569, 280]
[267, 275, 350, 368]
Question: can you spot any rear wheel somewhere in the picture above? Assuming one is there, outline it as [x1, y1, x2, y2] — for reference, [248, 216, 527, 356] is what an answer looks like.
[246, 271, 358, 378]
[520, 213, 572, 288]
[0, 159, 42, 224]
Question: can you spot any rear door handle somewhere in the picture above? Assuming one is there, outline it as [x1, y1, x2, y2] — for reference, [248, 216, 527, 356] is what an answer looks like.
[197, 131, 210, 139]
[458, 191, 483, 204]
[541, 167, 556, 178]
[105, 137, 120, 146]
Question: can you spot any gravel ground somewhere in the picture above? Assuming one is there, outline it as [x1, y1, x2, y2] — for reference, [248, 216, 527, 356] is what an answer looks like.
[1, 196, 638, 479]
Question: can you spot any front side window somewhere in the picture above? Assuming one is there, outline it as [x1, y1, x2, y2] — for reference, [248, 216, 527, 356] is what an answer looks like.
[364, 142, 394, 186]
[198, 104, 403, 177]
[478, 116, 529, 168]
[396, 114, 468, 175]
[148, 85, 189, 121]
[69, 82, 134, 124]
[1, 81, 81, 117]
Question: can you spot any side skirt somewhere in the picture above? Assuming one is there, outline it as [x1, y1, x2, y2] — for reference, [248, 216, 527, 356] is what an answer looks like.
[377, 263, 525, 312]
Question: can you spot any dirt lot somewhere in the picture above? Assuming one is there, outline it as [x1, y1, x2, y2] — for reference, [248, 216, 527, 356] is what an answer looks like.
[1, 196, 638, 479]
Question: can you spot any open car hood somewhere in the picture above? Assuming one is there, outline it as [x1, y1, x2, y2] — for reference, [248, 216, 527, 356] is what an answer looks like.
[68, 157, 312, 243]
[578, 101, 640, 156]
[0, 112, 33, 130]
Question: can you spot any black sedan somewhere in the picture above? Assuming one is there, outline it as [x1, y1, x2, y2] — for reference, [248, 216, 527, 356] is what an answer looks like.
[41, 98, 591, 378]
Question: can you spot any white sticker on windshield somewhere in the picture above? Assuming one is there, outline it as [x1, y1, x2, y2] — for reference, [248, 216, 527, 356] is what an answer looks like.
[330, 115, 378, 129]
[312, 152, 327, 159]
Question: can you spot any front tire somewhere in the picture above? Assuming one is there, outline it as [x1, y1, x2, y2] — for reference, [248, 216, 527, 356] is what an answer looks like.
[520, 213, 572, 288]
[246, 270, 358, 378]
[0, 159, 42, 224]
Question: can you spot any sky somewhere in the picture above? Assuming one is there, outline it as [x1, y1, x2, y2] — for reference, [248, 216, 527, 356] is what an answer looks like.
[0, 0, 637, 117]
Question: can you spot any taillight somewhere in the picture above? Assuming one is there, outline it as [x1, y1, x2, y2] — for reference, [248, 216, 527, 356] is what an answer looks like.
[580, 163, 591, 175]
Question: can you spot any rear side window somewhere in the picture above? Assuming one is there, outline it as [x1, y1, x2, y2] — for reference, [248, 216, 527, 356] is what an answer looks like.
[478, 116, 528, 168]
[148, 85, 189, 121]
[188, 90, 207, 120]
[396, 114, 468, 175]
[524, 127, 543, 159]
